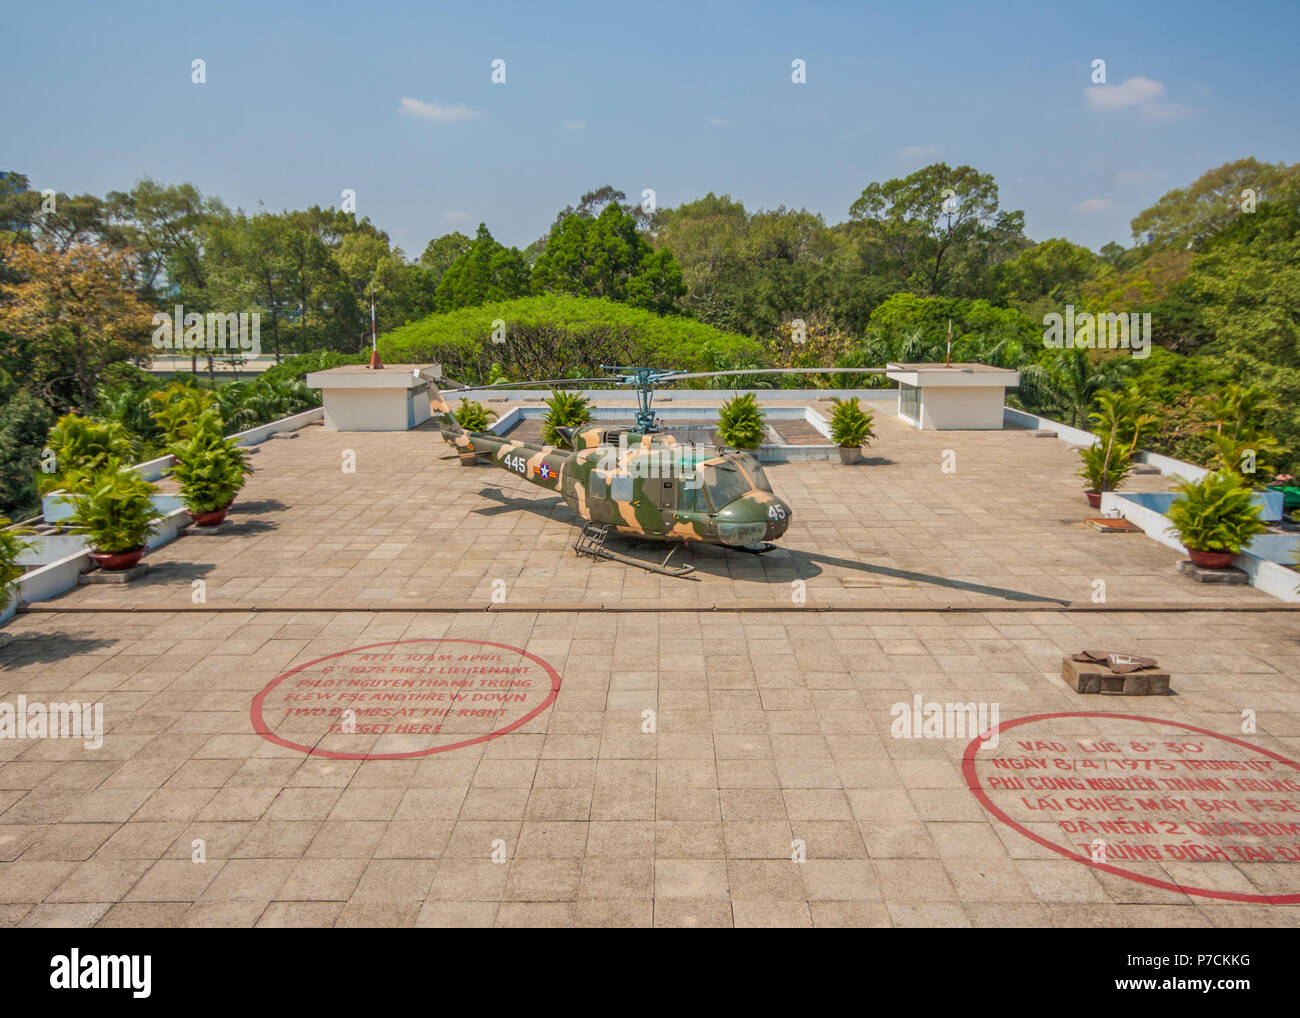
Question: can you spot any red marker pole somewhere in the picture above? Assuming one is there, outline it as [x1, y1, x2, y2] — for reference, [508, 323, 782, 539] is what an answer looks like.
[369, 284, 384, 369]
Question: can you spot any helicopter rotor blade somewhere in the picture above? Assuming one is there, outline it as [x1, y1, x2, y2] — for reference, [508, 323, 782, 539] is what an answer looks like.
[436, 377, 615, 392]
[658, 367, 890, 382]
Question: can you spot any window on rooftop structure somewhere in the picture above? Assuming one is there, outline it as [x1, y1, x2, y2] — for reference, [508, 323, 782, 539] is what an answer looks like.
[900, 383, 920, 423]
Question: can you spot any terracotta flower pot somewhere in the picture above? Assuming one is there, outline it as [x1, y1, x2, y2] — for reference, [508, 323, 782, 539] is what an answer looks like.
[90, 548, 144, 571]
[1187, 548, 1235, 569]
[191, 508, 229, 527]
[838, 445, 862, 465]
[1085, 491, 1102, 509]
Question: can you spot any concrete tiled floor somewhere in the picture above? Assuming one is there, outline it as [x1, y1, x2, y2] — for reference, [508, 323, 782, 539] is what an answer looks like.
[2, 406, 1297, 926]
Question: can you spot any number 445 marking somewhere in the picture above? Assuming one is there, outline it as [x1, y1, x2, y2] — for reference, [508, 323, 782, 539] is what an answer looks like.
[503, 453, 527, 475]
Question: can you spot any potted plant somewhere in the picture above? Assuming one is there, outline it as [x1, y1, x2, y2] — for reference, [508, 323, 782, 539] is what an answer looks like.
[148, 381, 221, 444]
[454, 399, 497, 432]
[541, 391, 593, 449]
[64, 464, 165, 571]
[0, 517, 35, 616]
[38, 414, 135, 496]
[1165, 470, 1268, 569]
[1075, 389, 1150, 509]
[1076, 443, 1134, 509]
[716, 393, 766, 451]
[828, 397, 876, 464]
[170, 420, 251, 527]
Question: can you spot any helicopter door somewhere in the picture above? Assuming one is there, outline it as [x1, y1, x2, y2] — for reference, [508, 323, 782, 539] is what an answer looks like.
[587, 472, 612, 523]
[642, 478, 677, 535]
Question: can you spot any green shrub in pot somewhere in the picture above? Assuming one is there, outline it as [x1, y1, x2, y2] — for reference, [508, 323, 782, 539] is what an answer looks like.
[65, 464, 165, 555]
[38, 414, 134, 496]
[828, 397, 876, 463]
[541, 391, 593, 449]
[0, 517, 35, 611]
[454, 399, 497, 432]
[1165, 470, 1268, 563]
[169, 424, 250, 516]
[716, 393, 766, 451]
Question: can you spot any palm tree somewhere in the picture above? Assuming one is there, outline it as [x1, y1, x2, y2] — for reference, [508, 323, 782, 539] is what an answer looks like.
[1206, 383, 1280, 440]
[1017, 349, 1135, 428]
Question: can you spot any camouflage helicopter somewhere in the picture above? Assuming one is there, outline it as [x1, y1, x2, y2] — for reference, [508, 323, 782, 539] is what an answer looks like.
[418, 365, 886, 576]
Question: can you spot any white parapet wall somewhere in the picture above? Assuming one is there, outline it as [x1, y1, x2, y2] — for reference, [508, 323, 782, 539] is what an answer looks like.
[1101, 493, 1298, 603]
[1013, 406, 1298, 603]
[4, 407, 321, 617]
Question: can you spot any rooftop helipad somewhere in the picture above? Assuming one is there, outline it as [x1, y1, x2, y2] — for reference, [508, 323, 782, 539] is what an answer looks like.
[2, 404, 1298, 927]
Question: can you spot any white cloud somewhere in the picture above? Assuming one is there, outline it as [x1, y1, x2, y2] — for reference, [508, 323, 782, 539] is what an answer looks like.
[707, 116, 736, 127]
[562, 119, 587, 132]
[398, 97, 480, 121]
[1085, 76, 1164, 111]
[1085, 77, 1192, 119]
[898, 144, 944, 159]
[442, 211, 472, 223]
[1073, 197, 1113, 213]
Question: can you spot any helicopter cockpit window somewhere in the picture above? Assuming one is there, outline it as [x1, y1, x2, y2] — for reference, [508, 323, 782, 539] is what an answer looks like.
[701, 464, 751, 510]
[741, 461, 771, 491]
[679, 478, 706, 513]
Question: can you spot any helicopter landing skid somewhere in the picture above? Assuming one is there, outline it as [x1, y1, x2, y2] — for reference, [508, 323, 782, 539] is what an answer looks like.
[573, 523, 697, 578]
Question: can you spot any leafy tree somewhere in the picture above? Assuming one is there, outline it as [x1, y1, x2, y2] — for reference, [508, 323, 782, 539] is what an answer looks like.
[436, 224, 531, 310]
[104, 179, 223, 303]
[1131, 157, 1299, 250]
[848, 163, 1026, 297]
[0, 388, 54, 515]
[532, 203, 684, 314]
[0, 242, 155, 407]
[994, 238, 1104, 316]
[420, 231, 472, 285]
[1185, 182, 1300, 469]
[1017, 349, 1136, 428]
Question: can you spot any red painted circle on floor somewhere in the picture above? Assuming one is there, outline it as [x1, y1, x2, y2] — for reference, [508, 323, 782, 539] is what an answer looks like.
[251, 639, 561, 760]
[964, 713, 1300, 904]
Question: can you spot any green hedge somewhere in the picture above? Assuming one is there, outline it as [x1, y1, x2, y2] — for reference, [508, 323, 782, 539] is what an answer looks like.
[377, 295, 761, 385]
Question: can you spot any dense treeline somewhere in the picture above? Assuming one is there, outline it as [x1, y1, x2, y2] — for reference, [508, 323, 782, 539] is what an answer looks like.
[1, 157, 1298, 518]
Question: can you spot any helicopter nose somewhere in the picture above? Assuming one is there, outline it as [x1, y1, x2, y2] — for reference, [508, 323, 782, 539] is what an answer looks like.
[765, 497, 791, 541]
[715, 496, 791, 546]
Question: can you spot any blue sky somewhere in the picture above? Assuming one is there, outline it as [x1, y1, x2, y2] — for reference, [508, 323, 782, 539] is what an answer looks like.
[4, 0, 1297, 256]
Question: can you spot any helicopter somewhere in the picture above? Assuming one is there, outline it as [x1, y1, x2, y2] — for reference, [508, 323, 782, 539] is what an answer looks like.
[419, 365, 887, 576]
